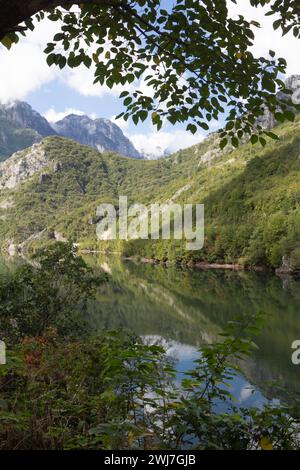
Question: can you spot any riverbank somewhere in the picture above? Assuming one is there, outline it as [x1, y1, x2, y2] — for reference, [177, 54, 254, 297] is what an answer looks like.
[80, 250, 278, 274]
[3, 243, 298, 277]
[121, 256, 274, 272]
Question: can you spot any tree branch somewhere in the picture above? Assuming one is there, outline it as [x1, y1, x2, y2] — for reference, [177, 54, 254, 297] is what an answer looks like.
[0, 0, 122, 40]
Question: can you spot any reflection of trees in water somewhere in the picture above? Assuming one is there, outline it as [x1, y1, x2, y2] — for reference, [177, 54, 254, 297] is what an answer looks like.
[78, 255, 300, 395]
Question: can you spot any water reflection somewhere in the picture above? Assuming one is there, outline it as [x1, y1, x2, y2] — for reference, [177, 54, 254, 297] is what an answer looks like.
[85, 255, 300, 405]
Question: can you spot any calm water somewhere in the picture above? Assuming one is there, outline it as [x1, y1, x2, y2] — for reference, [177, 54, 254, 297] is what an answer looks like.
[84, 255, 300, 408]
[1, 254, 300, 408]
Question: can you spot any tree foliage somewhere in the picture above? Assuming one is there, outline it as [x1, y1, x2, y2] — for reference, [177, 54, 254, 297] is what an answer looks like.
[1, 298, 300, 449]
[0, 0, 300, 145]
[0, 242, 106, 345]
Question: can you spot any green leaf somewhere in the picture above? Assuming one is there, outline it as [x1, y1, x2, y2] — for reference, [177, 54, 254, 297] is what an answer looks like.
[187, 123, 197, 134]
[139, 110, 148, 122]
[273, 19, 281, 30]
[250, 134, 258, 145]
[46, 54, 56, 67]
[262, 76, 276, 93]
[1, 35, 13, 50]
[124, 97, 133, 107]
[260, 437, 273, 451]
[274, 112, 285, 123]
[284, 110, 295, 122]
[44, 43, 55, 54]
[231, 137, 239, 148]
[199, 122, 209, 131]
[259, 137, 267, 147]
[264, 131, 279, 141]
[220, 138, 227, 150]
[53, 33, 64, 42]
[226, 121, 234, 131]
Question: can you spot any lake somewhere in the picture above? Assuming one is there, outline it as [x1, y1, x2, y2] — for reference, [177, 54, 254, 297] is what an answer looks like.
[84, 255, 300, 408]
[1, 254, 300, 409]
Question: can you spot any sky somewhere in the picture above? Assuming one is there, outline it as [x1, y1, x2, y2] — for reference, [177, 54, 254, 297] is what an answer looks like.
[0, 1, 299, 157]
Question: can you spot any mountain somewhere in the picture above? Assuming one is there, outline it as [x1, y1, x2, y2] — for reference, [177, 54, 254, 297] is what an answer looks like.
[0, 101, 56, 161]
[0, 115, 299, 273]
[53, 114, 141, 159]
[0, 101, 56, 137]
[257, 74, 300, 130]
[0, 101, 141, 161]
[141, 147, 170, 160]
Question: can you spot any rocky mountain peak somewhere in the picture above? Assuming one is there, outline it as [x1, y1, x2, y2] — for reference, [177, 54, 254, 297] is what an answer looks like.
[0, 102, 141, 161]
[0, 101, 56, 137]
[0, 101, 57, 161]
[53, 114, 141, 159]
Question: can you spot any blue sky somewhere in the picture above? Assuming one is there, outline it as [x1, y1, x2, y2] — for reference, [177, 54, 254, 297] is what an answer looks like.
[0, 2, 299, 157]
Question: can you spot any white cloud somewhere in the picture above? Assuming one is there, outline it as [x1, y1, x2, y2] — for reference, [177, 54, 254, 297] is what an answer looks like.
[142, 336, 198, 362]
[110, 115, 129, 132]
[239, 384, 255, 403]
[44, 107, 97, 122]
[130, 129, 204, 158]
[0, 16, 131, 104]
[228, 1, 300, 76]
[0, 43, 57, 104]
[63, 65, 131, 98]
[0, 19, 60, 103]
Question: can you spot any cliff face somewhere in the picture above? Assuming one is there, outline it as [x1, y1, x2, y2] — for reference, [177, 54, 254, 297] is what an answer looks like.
[53, 114, 141, 159]
[0, 101, 56, 138]
[0, 142, 54, 190]
[0, 102, 56, 161]
[257, 75, 300, 130]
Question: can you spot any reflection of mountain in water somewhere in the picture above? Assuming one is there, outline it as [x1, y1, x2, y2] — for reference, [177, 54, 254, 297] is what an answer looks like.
[86, 256, 220, 346]
[85, 255, 300, 399]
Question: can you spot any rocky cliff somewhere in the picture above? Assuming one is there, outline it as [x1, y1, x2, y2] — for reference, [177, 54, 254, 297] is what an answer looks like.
[53, 114, 141, 159]
[1, 101, 56, 137]
[257, 74, 300, 130]
[0, 101, 56, 161]
[0, 142, 55, 190]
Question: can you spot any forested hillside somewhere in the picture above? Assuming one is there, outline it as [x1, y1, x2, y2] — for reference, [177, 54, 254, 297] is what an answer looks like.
[0, 116, 299, 272]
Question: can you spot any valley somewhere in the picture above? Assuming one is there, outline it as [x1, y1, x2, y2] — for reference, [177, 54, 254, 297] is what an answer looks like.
[0, 114, 299, 274]
[1, 0, 300, 452]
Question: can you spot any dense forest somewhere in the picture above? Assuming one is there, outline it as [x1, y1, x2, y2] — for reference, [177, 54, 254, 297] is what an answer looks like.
[1, 116, 300, 274]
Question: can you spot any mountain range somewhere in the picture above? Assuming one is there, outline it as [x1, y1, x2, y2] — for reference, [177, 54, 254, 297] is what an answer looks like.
[0, 101, 141, 161]
[0, 75, 300, 273]
[0, 112, 299, 274]
[1, 74, 300, 163]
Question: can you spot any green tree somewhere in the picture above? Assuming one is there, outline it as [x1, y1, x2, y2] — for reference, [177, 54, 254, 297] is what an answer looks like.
[0, 1, 300, 143]
[0, 242, 106, 345]
[1, 307, 300, 450]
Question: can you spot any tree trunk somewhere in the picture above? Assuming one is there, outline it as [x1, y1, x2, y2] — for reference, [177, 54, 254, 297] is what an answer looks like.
[0, 0, 118, 40]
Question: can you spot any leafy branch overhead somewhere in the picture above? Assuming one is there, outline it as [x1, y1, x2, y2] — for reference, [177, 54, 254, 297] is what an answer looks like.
[1, 0, 300, 148]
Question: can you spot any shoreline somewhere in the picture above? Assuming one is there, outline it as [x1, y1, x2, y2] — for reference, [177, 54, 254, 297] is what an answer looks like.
[3, 245, 297, 277]
[80, 250, 284, 275]
[121, 256, 270, 272]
